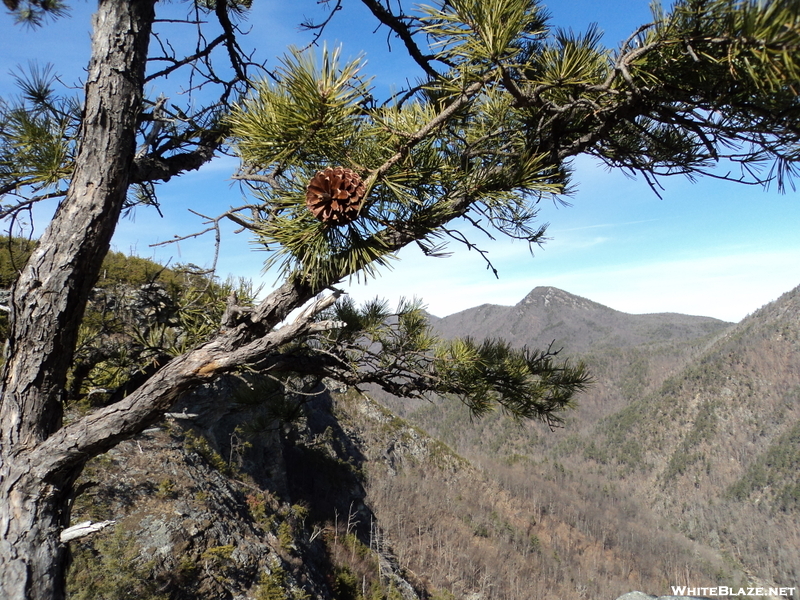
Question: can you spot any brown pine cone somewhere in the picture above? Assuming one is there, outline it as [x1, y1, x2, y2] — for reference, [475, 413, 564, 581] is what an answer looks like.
[305, 167, 366, 225]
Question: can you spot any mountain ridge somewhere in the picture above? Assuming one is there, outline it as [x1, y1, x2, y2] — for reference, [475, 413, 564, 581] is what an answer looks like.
[429, 285, 731, 355]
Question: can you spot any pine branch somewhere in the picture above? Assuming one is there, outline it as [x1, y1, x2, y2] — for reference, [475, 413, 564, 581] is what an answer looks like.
[130, 130, 221, 183]
[298, 0, 343, 51]
[28, 289, 342, 478]
[214, 0, 247, 83]
[145, 33, 228, 82]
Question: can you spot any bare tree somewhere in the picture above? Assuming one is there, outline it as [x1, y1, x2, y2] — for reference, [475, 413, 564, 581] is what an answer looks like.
[1, 0, 799, 598]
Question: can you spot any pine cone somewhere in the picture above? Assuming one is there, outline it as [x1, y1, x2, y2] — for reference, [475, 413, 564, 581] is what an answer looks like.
[305, 167, 366, 226]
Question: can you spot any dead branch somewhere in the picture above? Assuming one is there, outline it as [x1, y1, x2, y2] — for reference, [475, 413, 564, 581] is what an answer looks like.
[60, 520, 116, 543]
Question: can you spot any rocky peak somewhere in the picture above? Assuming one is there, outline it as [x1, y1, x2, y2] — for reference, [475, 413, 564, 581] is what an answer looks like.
[518, 286, 606, 313]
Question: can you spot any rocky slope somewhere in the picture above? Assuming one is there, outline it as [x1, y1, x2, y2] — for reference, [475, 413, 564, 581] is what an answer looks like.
[66, 378, 427, 600]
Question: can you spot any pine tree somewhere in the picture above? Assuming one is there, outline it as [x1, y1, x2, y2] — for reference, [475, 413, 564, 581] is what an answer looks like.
[1, 1, 799, 599]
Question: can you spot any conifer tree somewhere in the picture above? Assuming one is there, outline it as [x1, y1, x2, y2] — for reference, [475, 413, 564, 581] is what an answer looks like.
[0, 1, 799, 598]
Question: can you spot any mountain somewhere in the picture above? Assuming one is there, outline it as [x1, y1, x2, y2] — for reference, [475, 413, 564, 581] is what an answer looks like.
[378, 286, 734, 454]
[431, 286, 729, 354]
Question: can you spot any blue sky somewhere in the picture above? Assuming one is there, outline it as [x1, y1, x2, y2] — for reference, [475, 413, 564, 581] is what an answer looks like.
[2, 0, 799, 322]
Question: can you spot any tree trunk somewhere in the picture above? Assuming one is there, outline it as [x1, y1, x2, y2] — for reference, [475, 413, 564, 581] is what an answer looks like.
[0, 465, 79, 600]
[0, 2, 155, 598]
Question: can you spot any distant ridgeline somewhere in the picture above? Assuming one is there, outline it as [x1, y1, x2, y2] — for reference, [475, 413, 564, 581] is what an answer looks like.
[0, 235, 218, 298]
[0, 235, 252, 407]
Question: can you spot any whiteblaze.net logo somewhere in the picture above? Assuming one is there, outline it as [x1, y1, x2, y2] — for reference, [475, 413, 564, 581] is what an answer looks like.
[671, 586, 797, 597]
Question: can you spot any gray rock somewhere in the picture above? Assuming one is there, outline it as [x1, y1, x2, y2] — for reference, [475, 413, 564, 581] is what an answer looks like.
[616, 593, 657, 600]
[68, 383, 423, 600]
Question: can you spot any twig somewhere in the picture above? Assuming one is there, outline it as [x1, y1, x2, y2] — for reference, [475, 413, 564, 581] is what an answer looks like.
[299, 0, 344, 51]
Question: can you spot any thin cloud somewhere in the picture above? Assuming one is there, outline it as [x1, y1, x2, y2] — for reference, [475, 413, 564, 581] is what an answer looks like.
[555, 218, 660, 232]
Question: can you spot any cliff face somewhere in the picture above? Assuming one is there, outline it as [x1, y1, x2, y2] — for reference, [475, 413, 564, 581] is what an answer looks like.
[66, 378, 425, 600]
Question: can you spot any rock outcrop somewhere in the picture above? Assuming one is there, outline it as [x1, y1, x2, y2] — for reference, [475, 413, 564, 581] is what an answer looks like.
[66, 378, 422, 600]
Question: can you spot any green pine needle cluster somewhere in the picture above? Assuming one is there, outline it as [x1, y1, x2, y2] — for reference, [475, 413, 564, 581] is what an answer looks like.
[649, 0, 800, 92]
[226, 39, 562, 288]
[0, 63, 79, 196]
[419, 0, 550, 66]
[3, 0, 69, 27]
[227, 45, 369, 169]
[433, 337, 590, 423]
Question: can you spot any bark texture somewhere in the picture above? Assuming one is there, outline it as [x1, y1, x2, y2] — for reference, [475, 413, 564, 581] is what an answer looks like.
[0, 2, 155, 598]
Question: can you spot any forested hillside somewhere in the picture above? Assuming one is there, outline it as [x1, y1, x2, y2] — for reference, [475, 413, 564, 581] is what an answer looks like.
[382, 285, 800, 592]
[0, 237, 256, 406]
[594, 286, 800, 584]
